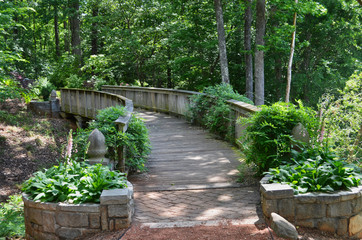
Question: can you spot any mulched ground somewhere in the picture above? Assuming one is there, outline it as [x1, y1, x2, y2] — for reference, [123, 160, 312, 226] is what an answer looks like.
[0, 99, 73, 202]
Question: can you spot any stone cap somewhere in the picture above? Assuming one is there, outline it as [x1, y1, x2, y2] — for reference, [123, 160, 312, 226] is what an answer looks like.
[260, 183, 294, 199]
[100, 181, 133, 205]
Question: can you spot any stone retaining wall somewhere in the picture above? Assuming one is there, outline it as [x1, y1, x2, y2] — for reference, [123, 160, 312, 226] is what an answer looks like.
[23, 182, 134, 240]
[260, 177, 362, 238]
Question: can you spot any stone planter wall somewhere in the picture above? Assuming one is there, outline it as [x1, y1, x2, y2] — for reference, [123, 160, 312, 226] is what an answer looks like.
[23, 182, 134, 240]
[260, 177, 362, 238]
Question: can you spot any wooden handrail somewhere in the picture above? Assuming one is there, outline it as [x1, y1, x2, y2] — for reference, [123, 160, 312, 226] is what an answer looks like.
[60, 88, 133, 172]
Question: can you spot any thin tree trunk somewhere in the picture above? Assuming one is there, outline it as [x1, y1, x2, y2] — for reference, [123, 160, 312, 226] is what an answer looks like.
[214, 0, 230, 84]
[54, 4, 60, 58]
[64, 20, 70, 52]
[255, 0, 265, 105]
[285, 0, 298, 103]
[244, 0, 253, 101]
[91, 5, 98, 55]
[69, 0, 81, 60]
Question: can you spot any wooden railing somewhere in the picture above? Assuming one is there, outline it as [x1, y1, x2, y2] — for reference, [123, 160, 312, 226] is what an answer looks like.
[60, 88, 134, 172]
[102, 85, 259, 141]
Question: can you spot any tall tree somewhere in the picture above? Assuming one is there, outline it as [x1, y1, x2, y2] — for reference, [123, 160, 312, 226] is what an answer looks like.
[244, 0, 253, 101]
[69, 0, 81, 59]
[285, 0, 298, 103]
[53, 1, 60, 58]
[214, 0, 230, 84]
[255, 0, 265, 105]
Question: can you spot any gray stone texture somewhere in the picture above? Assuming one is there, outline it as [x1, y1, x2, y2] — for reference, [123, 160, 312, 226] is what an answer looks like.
[261, 183, 294, 199]
[100, 188, 129, 205]
[56, 212, 89, 227]
[87, 129, 110, 165]
[270, 213, 298, 240]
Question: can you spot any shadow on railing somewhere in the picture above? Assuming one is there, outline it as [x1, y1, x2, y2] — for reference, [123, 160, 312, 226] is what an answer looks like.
[60, 88, 133, 172]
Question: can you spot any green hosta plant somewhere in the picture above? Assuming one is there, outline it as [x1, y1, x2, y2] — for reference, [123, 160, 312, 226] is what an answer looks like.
[22, 160, 127, 203]
[266, 149, 361, 194]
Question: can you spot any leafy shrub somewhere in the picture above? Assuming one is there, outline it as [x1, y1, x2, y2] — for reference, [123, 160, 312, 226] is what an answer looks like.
[187, 83, 252, 140]
[22, 160, 127, 203]
[73, 106, 150, 172]
[319, 72, 362, 165]
[0, 195, 25, 238]
[266, 148, 361, 194]
[239, 101, 319, 175]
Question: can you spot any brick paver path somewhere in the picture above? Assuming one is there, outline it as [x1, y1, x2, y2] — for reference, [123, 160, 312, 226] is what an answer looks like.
[129, 110, 263, 227]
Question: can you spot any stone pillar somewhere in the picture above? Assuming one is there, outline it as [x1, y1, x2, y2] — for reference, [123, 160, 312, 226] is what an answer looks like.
[87, 129, 110, 166]
[50, 90, 60, 118]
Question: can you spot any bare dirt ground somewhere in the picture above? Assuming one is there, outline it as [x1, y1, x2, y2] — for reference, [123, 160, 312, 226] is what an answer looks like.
[0, 99, 72, 202]
[0, 99, 349, 240]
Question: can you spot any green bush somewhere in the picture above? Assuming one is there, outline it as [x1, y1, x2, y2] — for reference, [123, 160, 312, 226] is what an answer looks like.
[239, 101, 319, 175]
[0, 195, 25, 238]
[187, 83, 252, 140]
[319, 72, 362, 165]
[22, 160, 127, 203]
[266, 148, 361, 194]
[73, 106, 150, 172]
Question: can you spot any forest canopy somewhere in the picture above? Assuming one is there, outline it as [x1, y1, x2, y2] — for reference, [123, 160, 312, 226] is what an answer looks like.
[0, 0, 361, 107]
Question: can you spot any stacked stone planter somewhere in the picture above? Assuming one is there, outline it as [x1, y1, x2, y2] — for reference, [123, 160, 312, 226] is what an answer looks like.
[23, 182, 134, 240]
[260, 176, 362, 238]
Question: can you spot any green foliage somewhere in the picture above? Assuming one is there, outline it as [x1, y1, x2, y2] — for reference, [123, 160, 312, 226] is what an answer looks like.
[319, 72, 362, 165]
[239, 101, 319, 174]
[0, 195, 25, 238]
[22, 160, 127, 203]
[267, 148, 361, 194]
[188, 83, 252, 141]
[73, 106, 150, 172]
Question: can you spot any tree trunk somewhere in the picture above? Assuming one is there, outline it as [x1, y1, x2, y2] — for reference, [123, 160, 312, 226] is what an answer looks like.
[64, 20, 70, 52]
[285, 0, 298, 103]
[91, 5, 98, 55]
[69, 0, 81, 59]
[54, 3, 60, 58]
[255, 0, 265, 105]
[214, 0, 230, 84]
[244, 0, 253, 101]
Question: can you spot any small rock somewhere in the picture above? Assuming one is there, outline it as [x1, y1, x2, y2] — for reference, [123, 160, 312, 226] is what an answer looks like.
[271, 212, 298, 240]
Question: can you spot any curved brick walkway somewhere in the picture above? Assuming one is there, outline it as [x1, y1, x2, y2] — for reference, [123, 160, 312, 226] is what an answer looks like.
[129, 110, 263, 228]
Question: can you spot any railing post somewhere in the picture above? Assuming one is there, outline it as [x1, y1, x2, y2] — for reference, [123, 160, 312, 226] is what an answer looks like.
[114, 100, 134, 173]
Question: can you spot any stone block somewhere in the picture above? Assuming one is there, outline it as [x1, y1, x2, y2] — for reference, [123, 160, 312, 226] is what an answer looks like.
[57, 203, 100, 213]
[108, 204, 129, 218]
[56, 227, 82, 239]
[314, 193, 341, 204]
[295, 193, 317, 204]
[114, 217, 131, 229]
[262, 199, 278, 217]
[56, 212, 89, 227]
[109, 219, 115, 231]
[339, 190, 359, 201]
[28, 208, 43, 225]
[278, 198, 295, 220]
[353, 195, 362, 213]
[100, 188, 129, 205]
[42, 211, 56, 233]
[33, 229, 58, 240]
[295, 203, 326, 220]
[349, 212, 362, 236]
[100, 206, 108, 231]
[295, 219, 315, 228]
[327, 201, 353, 217]
[317, 219, 336, 233]
[260, 183, 294, 199]
[89, 213, 101, 229]
[336, 218, 348, 236]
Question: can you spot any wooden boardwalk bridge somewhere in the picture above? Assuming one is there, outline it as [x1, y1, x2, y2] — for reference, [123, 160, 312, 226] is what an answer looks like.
[60, 87, 263, 227]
